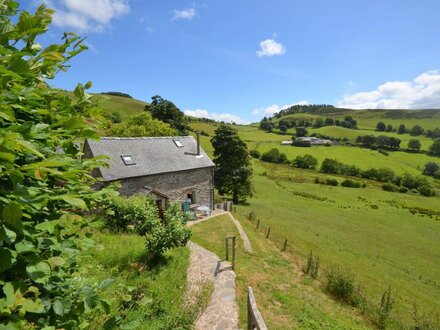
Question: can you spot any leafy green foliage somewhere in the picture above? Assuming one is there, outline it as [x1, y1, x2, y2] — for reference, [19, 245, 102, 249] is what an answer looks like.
[144, 95, 188, 135]
[303, 251, 320, 279]
[211, 125, 254, 203]
[106, 112, 177, 137]
[292, 154, 318, 169]
[249, 149, 261, 159]
[429, 138, 440, 156]
[325, 268, 364, 307]
[104, 196, 191, 260]
[408, 139, 421, 151]
[0, 2, 116, 328]
[261, 148, 287, 164]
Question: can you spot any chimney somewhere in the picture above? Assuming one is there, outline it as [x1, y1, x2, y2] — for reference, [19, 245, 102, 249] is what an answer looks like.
[196, 131, 201, 156]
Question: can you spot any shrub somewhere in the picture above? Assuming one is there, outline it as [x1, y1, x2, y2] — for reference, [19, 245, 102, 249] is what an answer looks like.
[105, 195, 160, 235]
[326, 178, 339, 186]
[292, 154, 318, 169]
[398, 187, 409, 193]
[314, 177, 321, 184]
[381, 183, 399, 192]
[145, 204, 191, 260]
[429, 138, 440, 156]
[261, 148, 287, 163]
[423, 162, 440, 176]
[303, 252, 320, 279]
[250, 149, 261, 159]
[291, 139, 311, 147]
[321, 158, 341, 174]
[398, 173, 429, 190]
[418, 185, 435, 197]
[377, 287, 394, 329]
[341, 179, 362, 188]
[325, 268, 363, 307]
[295, 127, 308, 137]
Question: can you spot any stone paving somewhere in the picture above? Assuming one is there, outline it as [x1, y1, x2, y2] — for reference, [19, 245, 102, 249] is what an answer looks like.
[187, 242, 239, 330]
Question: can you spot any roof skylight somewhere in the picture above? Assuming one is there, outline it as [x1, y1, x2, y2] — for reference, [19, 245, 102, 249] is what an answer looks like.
[174, 139, 184, 147]
[121, 155, 135, 165]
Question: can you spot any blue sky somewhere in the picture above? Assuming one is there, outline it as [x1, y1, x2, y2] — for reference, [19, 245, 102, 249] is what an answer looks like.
[28, 1, 440, 123]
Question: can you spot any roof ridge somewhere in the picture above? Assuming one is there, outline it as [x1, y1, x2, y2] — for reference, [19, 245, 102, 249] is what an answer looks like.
[100, 136, 193, 140]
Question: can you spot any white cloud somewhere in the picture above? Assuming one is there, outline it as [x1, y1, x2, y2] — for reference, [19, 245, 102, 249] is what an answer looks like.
[256, 38, 286, 58]
[47, 0, 130, 32]
[184, 109, 245, 124]
[338, 70, 440, 109]
[251, 101, 309, 116]
[172, 7, 196, 20]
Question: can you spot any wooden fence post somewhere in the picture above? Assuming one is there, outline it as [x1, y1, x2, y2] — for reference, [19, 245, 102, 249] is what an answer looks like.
[232, 236, 236, 271]
[256, 219, 260, 229]
[282, 239, 287, 251]
[225, 238, 229, 261]
[266, 227, 271, 239]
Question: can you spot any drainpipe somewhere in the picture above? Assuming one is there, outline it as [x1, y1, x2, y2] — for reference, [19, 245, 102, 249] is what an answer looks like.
[196, 131, 201, 156]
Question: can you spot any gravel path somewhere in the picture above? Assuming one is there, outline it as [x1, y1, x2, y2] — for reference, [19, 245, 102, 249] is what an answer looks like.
[187, 242, 239, 330]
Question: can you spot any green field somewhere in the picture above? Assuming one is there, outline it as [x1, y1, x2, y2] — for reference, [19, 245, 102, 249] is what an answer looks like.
[93, 94, 147, 120]
[190, 120, 440, 328]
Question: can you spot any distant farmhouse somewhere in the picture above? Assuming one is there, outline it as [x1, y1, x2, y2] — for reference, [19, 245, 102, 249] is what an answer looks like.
[83, 134, 215, 214]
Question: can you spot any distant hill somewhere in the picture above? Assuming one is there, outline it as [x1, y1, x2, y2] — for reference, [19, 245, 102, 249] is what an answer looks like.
[92, 94, 148, 120]
[270, 105, 440, 130]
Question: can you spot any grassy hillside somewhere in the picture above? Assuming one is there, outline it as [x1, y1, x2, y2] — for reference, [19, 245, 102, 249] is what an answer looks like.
[190, 121, 440, 328]
[93, 94, 147, 120]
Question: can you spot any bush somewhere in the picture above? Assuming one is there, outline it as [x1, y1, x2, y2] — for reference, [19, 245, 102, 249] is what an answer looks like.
[145, 204, 192, 260]
[398, 173, 429, 190]
[105, 196, 191, 259]
[250, 149, 261, 159]
[377, 288, 394, 329]
[381, 183, 399, 192]
[398, 187, 409, 193]
[341, 179, 362, 188]
[295, 127, 308, 137]
[314, 177, 321, 184]
[303, 252, 320, 279]
[321, 158, 341, 174]
[292, 154, 318, 169]
[105, 195, 160, 235]
[326, 178, 339, 186]
[291, 139, 311, 147]
[261, 148, 287, 163]
[423, 162, 440, 176]
[325, 268, 363, 307]
[418, 185, 435, 197]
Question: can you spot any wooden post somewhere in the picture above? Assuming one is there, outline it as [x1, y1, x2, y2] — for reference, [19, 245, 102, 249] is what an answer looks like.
[266, 227, 271, 239]
[282, 239, 288, 251]
[232, 236, 236, 271]
[256, 219, 260, 229]
[225, 238, 229, 261]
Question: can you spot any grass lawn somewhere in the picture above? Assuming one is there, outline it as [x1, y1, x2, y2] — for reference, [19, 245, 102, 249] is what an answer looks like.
[232, 161, 440, 328]
[191, 215, 375, 329]
[79, 227, 202, 329]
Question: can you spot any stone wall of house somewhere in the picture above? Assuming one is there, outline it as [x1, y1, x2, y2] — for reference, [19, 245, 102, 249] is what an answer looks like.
[116, 167, 214, 209]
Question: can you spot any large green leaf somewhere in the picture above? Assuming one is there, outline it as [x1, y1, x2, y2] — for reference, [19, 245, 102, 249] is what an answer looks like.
[26, 262, 51, 283]
[15, 240, 35, 254]
[35, 220, 59, 234]
[60, 196, 87, 209]
[20, 298, 44, 314]
[2, 203, 23, 230]
[52, 298, 71, 316]
[0, 248, 14, 272]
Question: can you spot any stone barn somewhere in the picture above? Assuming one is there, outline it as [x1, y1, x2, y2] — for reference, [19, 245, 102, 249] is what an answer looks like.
[83, 135, 215, 214]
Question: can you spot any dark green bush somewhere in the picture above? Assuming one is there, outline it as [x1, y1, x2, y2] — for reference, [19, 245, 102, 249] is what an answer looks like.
[381, 183, 399, 192]
[250, 149, 261, 159]
[293, 154, 318, 169]
[341, 179, 362, 188]
[418, 185, 435, 197]
[325, 268, 363, 307]
[326, 178, 339, 186]
[398, 187, 409, 193]
[378, 149, 389, 156]
[291, 139, 311, 147]
[261, 148, 287, 163]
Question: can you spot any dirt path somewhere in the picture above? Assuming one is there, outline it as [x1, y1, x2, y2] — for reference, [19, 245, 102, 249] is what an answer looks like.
[187, 242, 238, 330]
[227, 212, 253, 254]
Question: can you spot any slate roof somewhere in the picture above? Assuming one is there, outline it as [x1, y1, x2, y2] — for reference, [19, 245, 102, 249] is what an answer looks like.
[85, 136, 214, 182]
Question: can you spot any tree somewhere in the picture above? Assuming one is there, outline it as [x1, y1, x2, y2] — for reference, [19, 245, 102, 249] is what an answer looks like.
[321, 159, 341, 174]
[313, 117, 325, 128]
[295, 127, 308, 137]
[407, 139, 421, 152]
[261, 148, 287, 163]
[107, 112, 177, 137]
[423, 162, 440, 176]
[397, 124, 406, 134]
[260, 117, 274, 131]
[279, 125, 288, 133]
[429, 138, 440, 156]
[325, 117, 335, 126]
[356, 135, 377, 147]
[211, 125, 254, 203]
[376, 122, 386, 131]
[386, 124, 393, 132]
[410, 125, 424, 136]
[0, 2, 115, 327]
[144, 95, 188, 134]
[293, 154, 318, 169]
